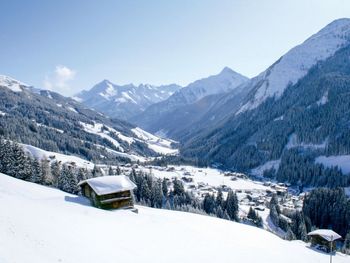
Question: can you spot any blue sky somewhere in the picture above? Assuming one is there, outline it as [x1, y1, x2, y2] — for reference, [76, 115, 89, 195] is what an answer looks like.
[0, 0, 349, 95]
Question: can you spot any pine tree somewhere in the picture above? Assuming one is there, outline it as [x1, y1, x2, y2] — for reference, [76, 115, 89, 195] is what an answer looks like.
[41, 157, 52, 185]
[216, 206, 224, 218]
[10, 143, 29, 180]
[203, 194, 216, 214]
[58, 165, 78, 194]
[116, 165, 121, 175]
[173, 178, 185, 196]
[50, 161, 61, 187]
[162, 178, 168, 197]
[92, 165, 101, 178]
[151, 179, 163, 208]
[247, 207, 257, 221]
[108, 166, 114, 176]
[225, 190, 239, 221]
[286, 227, 296, 240]
[216, 189, 224, 208]
[30, 157, 43, 184]
[342, 231, 350, 254]
[76, 167, 87, 183]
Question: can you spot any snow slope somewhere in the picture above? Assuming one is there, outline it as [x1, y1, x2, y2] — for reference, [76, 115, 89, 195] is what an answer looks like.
[0, 174, 347, 263]
[79, 121, 178, 156]
[132, 127, 178, 155]
[315, 155, 350, 174]
[0, 75, 28, 92]
[23, 144, 95, 169]
[238, 18, 350, 113]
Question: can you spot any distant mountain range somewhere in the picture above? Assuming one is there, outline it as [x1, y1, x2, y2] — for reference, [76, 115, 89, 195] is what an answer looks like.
[130, 67, 249, 136]
[0, 75, 177, 163]
[74, 80, 181, 120]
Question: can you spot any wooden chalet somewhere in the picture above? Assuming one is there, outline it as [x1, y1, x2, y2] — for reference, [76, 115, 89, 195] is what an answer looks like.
[308, 229, 342, 252]
[78, 175, 137, 210]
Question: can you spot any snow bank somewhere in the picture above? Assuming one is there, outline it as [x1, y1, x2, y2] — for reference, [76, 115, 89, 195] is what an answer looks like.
[0, 174, 347, 263]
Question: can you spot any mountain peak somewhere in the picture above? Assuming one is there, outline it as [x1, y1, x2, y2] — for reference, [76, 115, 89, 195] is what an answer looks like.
[0, 75, 28, 92]
[220, 66, 234, 74]
[237, 18, 350, 114]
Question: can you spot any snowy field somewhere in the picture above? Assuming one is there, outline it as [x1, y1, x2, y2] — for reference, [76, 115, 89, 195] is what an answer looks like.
[315, 155, 350, 174]
[142, 165, 269, 191]
[23, 144, 95, 169]
[0, 173, 347, 263]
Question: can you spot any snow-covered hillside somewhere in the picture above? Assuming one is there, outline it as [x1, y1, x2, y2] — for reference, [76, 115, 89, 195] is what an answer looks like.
[79, 121, 178, 157]
[315, 155, 350, 174]
[22, 144, 95, 169]
[238, 18, 350, 113]
[0, 75, 28, 92]
[0, 173, 347, 263]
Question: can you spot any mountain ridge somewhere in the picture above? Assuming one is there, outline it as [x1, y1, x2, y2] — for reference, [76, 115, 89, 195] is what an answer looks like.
[74, 80, 181, 120]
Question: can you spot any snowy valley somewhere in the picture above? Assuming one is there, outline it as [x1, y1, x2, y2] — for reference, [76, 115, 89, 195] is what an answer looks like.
[1, 9, 350, 263]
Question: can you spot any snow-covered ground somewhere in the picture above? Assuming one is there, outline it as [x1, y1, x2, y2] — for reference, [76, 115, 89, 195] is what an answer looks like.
[80, 121, 178, 156]
[142, 165, 269, 191]
[22, 144, 94, 169]
[0, 75, 27, 92]
[250, 160, 281, 177]
[131, 127, 178, 155]
[315, 155, 350, 174]
[0, 173, 347, 263]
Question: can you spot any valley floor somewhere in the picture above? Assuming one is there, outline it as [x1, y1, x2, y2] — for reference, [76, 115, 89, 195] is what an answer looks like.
[0, 173, 348, 263]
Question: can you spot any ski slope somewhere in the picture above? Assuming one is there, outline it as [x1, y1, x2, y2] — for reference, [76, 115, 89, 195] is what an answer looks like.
[0, 174, 348, 263]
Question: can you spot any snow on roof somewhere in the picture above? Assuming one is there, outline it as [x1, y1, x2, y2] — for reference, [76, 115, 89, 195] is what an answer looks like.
[78, 175, 136, 195]
[308, 229, 342, 241]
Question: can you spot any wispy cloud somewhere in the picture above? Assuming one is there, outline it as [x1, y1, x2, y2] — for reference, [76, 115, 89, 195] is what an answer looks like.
[44, 65, 76, 95]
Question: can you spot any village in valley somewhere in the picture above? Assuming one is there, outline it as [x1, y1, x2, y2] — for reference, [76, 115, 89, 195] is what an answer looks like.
[93, 162, 304, 237]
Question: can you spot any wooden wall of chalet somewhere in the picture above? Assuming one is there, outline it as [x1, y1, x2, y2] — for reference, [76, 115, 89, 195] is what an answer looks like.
[81, 184, 134, 210]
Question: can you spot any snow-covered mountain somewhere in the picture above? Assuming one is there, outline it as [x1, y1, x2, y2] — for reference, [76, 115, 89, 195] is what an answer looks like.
[1, 173, 347, 263]
[131, 67, 249, 133]
[237, 18, 350, 113]
[74, 80, 181, 120]
[0, 75, 29, 92]
[171, 67, 248, 105]
[181, 19, 350, 189]
[0, 75, 177, 163]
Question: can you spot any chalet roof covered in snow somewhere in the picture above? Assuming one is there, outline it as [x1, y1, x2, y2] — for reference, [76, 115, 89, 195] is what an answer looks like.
[78, 175, 136, 195]
[307, 229, 342, 241]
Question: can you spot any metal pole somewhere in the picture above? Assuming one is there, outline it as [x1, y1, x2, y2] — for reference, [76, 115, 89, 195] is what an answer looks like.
[330, 236, 333, 263]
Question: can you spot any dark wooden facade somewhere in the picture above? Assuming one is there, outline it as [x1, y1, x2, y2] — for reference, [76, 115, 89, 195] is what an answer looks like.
[80, 183, 134, 210]
[310, 235, 333, 252]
